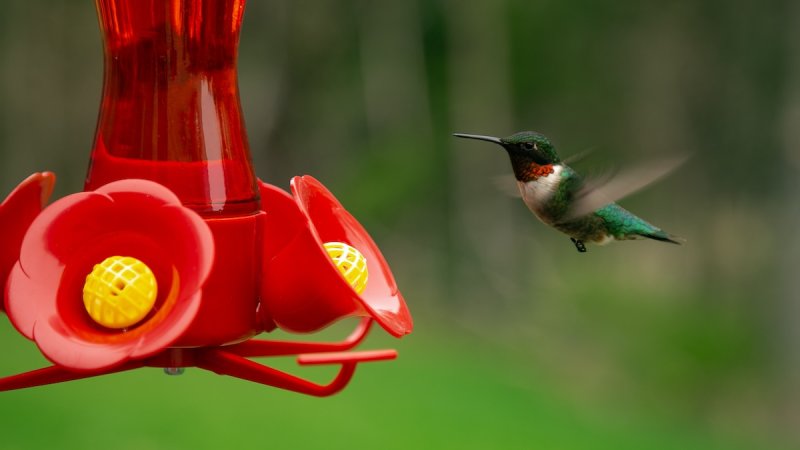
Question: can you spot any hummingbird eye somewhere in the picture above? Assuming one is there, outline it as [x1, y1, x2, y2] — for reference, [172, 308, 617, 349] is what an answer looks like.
[522, 142, 535, 151]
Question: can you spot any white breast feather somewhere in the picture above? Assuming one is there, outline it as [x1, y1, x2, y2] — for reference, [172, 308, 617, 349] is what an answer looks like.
[517, 165, 563, 219]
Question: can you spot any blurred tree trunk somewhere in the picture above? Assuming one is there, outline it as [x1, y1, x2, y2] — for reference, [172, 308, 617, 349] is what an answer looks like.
[0, 1, 99, 195]
[444, 0, 520, 320]
[779, 0, 800, 434]
[354, 0, 444, 302]
[239, 0, 290, 180]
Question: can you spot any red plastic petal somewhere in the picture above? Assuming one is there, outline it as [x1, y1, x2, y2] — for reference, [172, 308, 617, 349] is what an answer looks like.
[5, 179, 214, 372]
[292, 176, 412, 336]
[259, 177, 412, 337]
[0, 172, 55, 312]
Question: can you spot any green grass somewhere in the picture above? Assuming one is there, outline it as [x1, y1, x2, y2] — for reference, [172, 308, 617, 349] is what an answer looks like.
[0, 315, 782, 450]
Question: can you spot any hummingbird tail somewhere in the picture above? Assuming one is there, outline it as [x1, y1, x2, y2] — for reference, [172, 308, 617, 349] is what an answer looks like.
[640, 230, 685, 245]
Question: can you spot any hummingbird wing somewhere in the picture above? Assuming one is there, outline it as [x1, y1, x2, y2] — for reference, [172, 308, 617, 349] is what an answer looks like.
[562, 147, 596, 165]
[561, 154, 688, 221]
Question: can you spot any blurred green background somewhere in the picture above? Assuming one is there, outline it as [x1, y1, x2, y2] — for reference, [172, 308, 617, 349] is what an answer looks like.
[1, 0, 799, 449]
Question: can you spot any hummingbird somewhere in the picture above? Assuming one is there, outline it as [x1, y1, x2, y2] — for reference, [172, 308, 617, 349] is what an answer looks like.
[453, 131, 683, 253]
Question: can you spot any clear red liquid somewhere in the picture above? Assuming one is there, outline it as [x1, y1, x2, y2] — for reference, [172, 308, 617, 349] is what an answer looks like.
[86, 0, 259, 216]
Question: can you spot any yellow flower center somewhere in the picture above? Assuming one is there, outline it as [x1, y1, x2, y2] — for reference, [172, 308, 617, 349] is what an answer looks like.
[323, 242, 368, 295]
[83, 256, 158, 329]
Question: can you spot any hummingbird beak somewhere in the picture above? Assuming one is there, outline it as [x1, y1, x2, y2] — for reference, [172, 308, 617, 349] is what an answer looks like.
[453, 133, 503, 145]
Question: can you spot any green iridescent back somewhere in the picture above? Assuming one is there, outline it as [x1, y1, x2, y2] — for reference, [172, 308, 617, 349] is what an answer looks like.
[594, 203, 667, 240]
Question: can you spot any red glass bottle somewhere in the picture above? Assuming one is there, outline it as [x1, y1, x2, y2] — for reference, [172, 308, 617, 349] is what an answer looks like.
[86, 0, 258, 216]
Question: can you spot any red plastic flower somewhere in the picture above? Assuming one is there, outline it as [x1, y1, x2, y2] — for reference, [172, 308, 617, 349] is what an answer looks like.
[259, 176, 413, 337]
[5, 179, 214, 372]
[0, 172, 55, 312]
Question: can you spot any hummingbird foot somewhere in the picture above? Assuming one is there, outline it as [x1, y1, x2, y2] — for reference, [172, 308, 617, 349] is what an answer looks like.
[570, 238, 587, 253]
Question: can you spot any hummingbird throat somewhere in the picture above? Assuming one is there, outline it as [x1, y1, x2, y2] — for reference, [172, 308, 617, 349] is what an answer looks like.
[513, 161, 555, 182]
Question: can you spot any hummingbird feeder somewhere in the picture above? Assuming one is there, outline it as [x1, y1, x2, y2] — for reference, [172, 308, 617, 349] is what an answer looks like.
[0, 0, 413, 396]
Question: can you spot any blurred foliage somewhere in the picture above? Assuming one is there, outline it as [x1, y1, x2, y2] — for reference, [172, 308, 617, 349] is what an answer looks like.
[1, 0, 799, 449]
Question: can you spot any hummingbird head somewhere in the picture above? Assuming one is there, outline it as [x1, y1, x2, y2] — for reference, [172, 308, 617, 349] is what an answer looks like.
[454, 131, 561, 181]
[498, 131, 560, 164]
